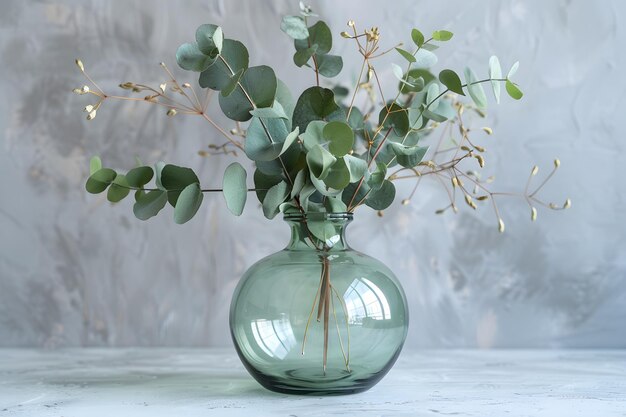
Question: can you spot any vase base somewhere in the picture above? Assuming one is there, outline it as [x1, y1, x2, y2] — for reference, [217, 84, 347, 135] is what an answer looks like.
[243, 364, 386, 396]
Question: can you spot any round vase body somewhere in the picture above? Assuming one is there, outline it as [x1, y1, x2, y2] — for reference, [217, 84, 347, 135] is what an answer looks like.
[229, 213, 408, 395]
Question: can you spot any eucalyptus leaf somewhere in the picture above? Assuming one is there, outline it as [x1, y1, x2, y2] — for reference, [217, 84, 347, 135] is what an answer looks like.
[222, 162, 247, 216]
[249, 102, 288, 119]
[176, 43, 215, 72]
[196, 24, 221, 56]
[126, 166, 154, 188]
[262, 181, 290, 219]
[199, 39, 249, 90]
[221, 68, 244, 97]
[422, 107, 448, 123]
[324, 197, 347, 214]
[316, 54, 343, 78]
[389, 142, 428, 168]
[342, 181, 370, 208]
[323, 121, 354, 157]
[244, 116, 289, 161]
[414, 49, 438, 68]
[161, 165, 200, 206]
[107, 174, 130, 203]
[306, 144, 336, 180]
[366, 180, 395, 210]
[133, 190, 168, 221]
[464, 67, 487, 109]
[275, 79, 295, 120]
[395, 47, 416, 63]
[154, 161, 166, 190]
[489, 56, 502, 103]
[174, 183, 203, 224]
[439, 69, 465, 96]
[292, 86, 343, 132]
[432, 30, 454, 41]
[307, 221, 340, 247]
[508, 61, 520, 78]
[309, 172, 342, 197]
[379, 102, 409, 136]
[280, 127, 301, 156]
[291, 169, 307, 199]
[86, 168, 117, 194]
[219, 65, 277, 121]
[301, 120, 326, 150]
[253, 169, 282, 202]
[343, 154, 368, 182]
[89, 156, 102, 175]
[426, 82, 441, 108]
[505, 79, 523, 100]
[411, 28, 425, 47]
[293, 45, 318, 67]
[295, 20, 332, 54]
[323, 158, 351, 190]
[368, 162, 387, 190]
[281, 15, 309, 40]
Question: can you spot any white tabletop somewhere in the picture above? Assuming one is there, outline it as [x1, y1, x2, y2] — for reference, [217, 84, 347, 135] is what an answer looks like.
[0, 349, 624, 416]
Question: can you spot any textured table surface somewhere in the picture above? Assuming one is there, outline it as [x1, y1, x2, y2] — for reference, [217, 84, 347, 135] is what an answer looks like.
[0, 349, 624, 416]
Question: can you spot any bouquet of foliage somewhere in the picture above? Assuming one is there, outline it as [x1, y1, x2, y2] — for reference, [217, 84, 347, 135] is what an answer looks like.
[74, 3, 568, 244]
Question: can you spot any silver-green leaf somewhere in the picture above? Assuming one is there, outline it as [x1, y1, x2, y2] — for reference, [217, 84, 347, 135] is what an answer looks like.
[222, 162, 247, 216]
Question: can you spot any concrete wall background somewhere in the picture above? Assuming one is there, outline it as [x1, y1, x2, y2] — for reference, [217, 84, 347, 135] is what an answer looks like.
[1, 0, 624, 348]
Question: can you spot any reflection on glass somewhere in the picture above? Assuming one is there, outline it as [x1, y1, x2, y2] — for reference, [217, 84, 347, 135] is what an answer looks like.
[344, 277, 391, 324]
[251, 314, 296, 359]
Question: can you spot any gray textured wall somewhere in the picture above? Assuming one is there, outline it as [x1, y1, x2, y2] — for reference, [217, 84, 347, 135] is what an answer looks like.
[1, 0, 624, 349]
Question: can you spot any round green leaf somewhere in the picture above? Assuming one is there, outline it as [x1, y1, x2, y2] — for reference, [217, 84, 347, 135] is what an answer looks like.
[89, 156, 102, 175]
[253, 169, 282, 203]
[199, 39, 249, 90]
[218, 65, 277, 121]
[439, 69, 465, 96]
[295, 21, 332, 54]
[281, 15, 309, 40]
[126, 166, 154, 188]
[133, 190, 168, 221]
[107, 175, 130, 203]
[343, 154, 368, 183]
[323, 158, 351, 190]
[86, 168, 117, 194]
[176, 43, 215, 72]
[222, 162, 247, 216]
[316, 54, 343, 78]
[244, 117, 289, 161]
[379, 102, 409, 136]
[293, 45, 318, 67]
[366, 180, 396, 210]
[262, 181, 290, 219]
[342, 181, 371, 208]
[367, 162, 387, 190]
[221, 68, 244, 97]
[195, 24, 221, 56]
[174, 183, 203, 224]
[464, 67, 487, 108]
[389, 142, 428, 168]
[432, 30, 454, 41]
[306, 144, 336, 180]
[505, 79, 523, 100]
[293, 86, 344, 132]
[323, 121, 354, 157]
[414, 49, 438, 68]
[161, 165, 200, 206]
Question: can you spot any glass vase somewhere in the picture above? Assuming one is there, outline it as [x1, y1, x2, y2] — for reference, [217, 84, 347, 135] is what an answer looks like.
[229, 212, 408, 395]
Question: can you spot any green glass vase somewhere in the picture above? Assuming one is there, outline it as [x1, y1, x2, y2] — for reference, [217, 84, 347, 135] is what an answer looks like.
[229, 212, 408, 395]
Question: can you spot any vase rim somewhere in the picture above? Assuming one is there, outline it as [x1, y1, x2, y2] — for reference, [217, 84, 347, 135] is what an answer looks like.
[283, 211, 353, 222]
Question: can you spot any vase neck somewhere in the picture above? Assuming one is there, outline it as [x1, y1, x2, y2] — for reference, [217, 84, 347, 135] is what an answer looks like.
[284, 212, 352, 252]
